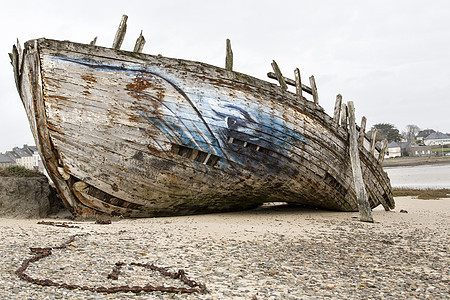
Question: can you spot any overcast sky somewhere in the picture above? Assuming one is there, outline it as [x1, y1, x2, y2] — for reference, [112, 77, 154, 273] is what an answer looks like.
[1, 0, 449, 152]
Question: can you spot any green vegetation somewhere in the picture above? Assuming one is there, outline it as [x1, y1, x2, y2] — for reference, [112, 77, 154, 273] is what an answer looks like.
[369, 123, 402, 142]
[0, 166, 44, 177]
[393, 187, 450, 200]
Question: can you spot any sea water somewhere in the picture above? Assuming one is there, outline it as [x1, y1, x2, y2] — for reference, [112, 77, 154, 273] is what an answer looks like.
[384, 163, 450, 189]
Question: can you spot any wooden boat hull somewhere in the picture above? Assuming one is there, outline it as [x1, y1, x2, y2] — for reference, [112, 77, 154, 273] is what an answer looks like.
[11, 38, 395, 217]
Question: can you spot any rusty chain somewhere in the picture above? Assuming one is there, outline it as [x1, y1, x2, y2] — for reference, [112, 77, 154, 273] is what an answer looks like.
[16, 234, 207, 294]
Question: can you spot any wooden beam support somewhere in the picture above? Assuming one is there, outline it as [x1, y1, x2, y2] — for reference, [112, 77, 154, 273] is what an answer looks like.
[294, 68, 303, 99]
[225, 39, 233, 71]
[378, 139, 388, 164]
[267, 72, 313, 95]
[370, 129, 378, 155]
[347, 101, 373, 223]
[133, 31, 146, 53]
[340, 103, 348, 130]
[271, 60, 287, 91]
[309, 75, 319, 105]
[112, 15, 128, 50]
[333, 94, 342, 125]
[358, 116, 367, 146]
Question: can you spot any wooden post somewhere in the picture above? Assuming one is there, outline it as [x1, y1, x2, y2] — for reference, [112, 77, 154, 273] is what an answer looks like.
[112, 15, 128, 50]
[309, 75, 318, 105]
[226, 39, 233, 71]
[340, 103, 348, 130]
[370, 129, 378, 155]
[347, 101, 373, 223]
[358, 116, 367, 146]
[90, 37, 97, 46]
[134, 31, 146, 53]
[271, 60, 288, 91]
[294, 68, 303, 99]
[378, 139, 388, 164]
[333, 94, 342, 125]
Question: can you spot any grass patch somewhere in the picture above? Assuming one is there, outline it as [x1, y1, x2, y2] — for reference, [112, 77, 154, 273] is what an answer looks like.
[393, 187, 450, 199]
[0, 165, 44, 177]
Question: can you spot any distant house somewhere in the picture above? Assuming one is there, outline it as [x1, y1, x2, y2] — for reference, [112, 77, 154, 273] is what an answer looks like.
[22, 145, 45, 172]
[5, 150, 21, 165]
[416, 129, 435, 142]
[386, 141, 401, 158]
[0, 153, 16, 167]
[398, 141, 411, 156]
[406, 142, 432, 157]
[423, 132, 450, 146]
[11, 146, 34, 169]
[4, 145, 44, 171]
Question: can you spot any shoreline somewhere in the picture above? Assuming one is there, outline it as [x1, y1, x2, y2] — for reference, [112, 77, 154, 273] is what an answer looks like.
[0, 197, 448, 299]
[383, 156, 450, 167]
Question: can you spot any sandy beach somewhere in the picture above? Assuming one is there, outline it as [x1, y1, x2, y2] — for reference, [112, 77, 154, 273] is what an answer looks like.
[0, 197, 448, 299]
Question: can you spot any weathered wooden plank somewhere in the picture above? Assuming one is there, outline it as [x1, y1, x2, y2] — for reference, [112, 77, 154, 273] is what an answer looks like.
[112, 15, 128, 50]
[294, 68, 302, 99]
[133, 31, 145, 53]
[333, 94, 342, 125]
[309, 75, 318, 105]
[9, 45, 20, 94]
[40, 52, 350, 156]
[370, 129, 378, 155]
[39, 39, 337, 142]
[225, 39, 233, 71]
[340, 103, 347, 130]
[271, 60, 287, 91]
[378, 139, 388, 164]
[20, 47, 80, 214]
[267, 72, 313, 95]
[358, 116, 367, 146]
[347, 101, 373, 222]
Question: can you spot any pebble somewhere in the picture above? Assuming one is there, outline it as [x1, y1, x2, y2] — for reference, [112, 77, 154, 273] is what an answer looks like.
[0, 203, 449, 299]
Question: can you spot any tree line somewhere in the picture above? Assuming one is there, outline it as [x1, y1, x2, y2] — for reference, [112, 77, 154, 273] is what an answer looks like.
[368, 124, 424, 143]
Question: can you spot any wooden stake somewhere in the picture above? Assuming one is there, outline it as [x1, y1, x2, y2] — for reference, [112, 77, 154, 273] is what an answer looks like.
[271, 60, 287, 91]
[333, 94, 342, 125]
[347, 101, 373, 223]
[309, 75, 318, 105]
[358, 116, 367, 146]
[340, 103, 348, 130]
[378, 139, 388, 164]
[226, 39, 233, 71]
[112, 15, 128, 50]
[370, 129, 378, 155]
[134, 31, 146, 53]
[294, 68, 302, 99]
[90, 37, 97, 46]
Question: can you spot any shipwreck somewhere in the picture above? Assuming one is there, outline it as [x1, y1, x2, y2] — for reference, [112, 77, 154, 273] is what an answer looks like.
[10, 15, 394, 220]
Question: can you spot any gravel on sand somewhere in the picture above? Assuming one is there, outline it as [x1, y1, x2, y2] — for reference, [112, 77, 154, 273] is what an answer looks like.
[0, 197, 448, 299]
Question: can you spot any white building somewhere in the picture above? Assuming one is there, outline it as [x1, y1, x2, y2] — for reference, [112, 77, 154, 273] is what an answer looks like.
[423, 132, 450, 146]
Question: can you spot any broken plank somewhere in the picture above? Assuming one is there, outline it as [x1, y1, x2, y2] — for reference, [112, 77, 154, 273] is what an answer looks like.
[333, 94, 342, 125]
[271, 60, 287, 91]
[294, 68, 302, 99]
[309, 75, 318, 105]
[347, 101, 373, 223]
[226, 39, 233, 71]
[112, 15, 128, 50]
[133, 31, 146, 53]
[358, 116, 367, 146]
